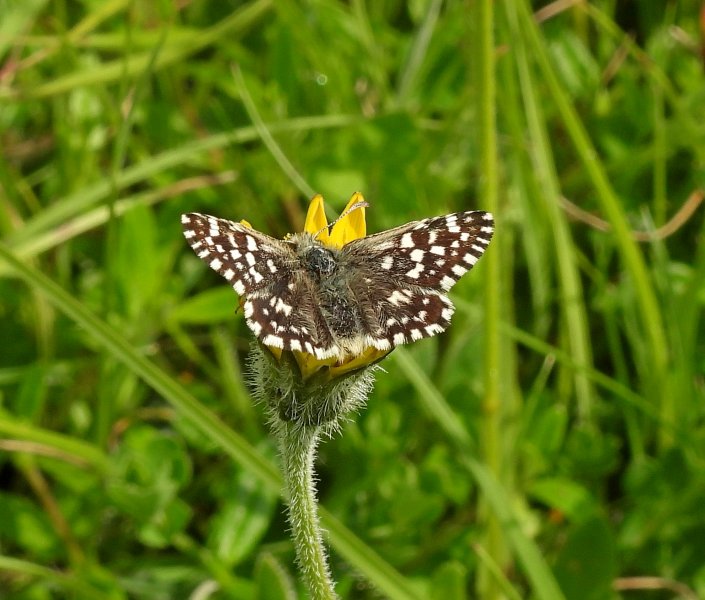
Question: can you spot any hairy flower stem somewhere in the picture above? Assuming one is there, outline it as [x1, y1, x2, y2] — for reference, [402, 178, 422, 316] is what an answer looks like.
[278, 421, 337, 600]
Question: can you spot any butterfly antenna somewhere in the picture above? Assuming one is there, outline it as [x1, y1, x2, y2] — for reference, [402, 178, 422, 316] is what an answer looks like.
[313, 200, 369, 240]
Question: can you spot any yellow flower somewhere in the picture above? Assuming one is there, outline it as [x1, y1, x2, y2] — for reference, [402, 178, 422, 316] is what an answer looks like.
[266, 193, 391, 381]
[303, 192, 367, 248]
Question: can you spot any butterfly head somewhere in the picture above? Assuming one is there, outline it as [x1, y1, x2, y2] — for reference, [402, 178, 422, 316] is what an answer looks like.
[302, 243, 337, 278]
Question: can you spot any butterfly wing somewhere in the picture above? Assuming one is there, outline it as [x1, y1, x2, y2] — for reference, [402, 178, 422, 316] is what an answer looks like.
[341, 210, 494, 350]
[181, 213, 340, 359]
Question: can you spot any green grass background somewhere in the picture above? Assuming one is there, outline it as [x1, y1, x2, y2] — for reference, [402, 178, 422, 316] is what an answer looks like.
[1, 1, 704, 598]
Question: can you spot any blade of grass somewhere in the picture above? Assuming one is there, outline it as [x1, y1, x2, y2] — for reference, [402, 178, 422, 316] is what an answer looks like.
[453, 298, 686, 434]
[96, 13, 168, 446]
[0, 555, 110, 600]
[0, 416, 109, 472]
[395, 0, 443, 106]
[231, 66, 316, 198]
[317, 509, 424, 600]
[0, 243, 423, 600]
[474, 0, 514, 597]
[1, 0, 274, 100]
[515, 0, 669, 433]
[0, 0, 48, 58]
[4, 114, 360, 251]
[472, 542, 524, 600]
[0, 243, 281, 492]
[503, 0, 596, 419]
[392, 348, 565, 600]
[391, 348, 474, 450]
[461, 456, 566, 600]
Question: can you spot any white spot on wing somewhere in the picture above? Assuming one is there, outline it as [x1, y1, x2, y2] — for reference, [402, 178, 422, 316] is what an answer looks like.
[441, 275, 455, 290]
[425, 324, 444, 336]
[262, 334, 284, 348]
[388, 290, 410, 305]
[410, 248, 425, 262]
[275, 298, 292, 316]
[372, 337, 392, 350]
[406, 263, 425, 279]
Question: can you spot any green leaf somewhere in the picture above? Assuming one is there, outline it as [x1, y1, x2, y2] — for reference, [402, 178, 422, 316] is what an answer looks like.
[207, 466, 278, 567]
[529, 478, 598, 523]
[255, 553, 298, 600]
[554, 516, 616, 600]
[0, 493, 59, 559]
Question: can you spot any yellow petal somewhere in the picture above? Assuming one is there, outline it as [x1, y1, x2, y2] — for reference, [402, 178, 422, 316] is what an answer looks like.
[240, 219, 252, 228]
[329, 346, 390, 378]
[294, 350, 338, 380]
[304, 194, 330, 244]
[329, 192, 367, 248]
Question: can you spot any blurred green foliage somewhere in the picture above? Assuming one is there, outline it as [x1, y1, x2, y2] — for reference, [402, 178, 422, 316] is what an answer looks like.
[1, 1, 704, 598]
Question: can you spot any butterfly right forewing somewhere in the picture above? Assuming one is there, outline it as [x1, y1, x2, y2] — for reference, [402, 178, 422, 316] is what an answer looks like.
[341, 211, 494, 349]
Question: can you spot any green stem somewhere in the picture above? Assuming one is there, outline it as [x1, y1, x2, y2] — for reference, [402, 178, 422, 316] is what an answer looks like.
[278, 422, 337, 600]
[474, 0, 509, 597]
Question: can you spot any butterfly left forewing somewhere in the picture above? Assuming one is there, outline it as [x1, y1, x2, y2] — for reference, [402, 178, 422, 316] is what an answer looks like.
[182, 213, 340, 359]
[181, 212, 291, 295]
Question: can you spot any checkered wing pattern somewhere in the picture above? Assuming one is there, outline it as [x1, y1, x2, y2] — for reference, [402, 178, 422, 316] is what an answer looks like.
[181, 213, 338, 358]
[341, 211, 494, 349]
[182, 209, 494, 360]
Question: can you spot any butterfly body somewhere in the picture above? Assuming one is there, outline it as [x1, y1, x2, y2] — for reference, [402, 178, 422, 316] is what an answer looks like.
[182, 209, 494, 361]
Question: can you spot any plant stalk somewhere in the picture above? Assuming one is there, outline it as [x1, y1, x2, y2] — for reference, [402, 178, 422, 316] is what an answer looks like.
[278, 421, 337, 600]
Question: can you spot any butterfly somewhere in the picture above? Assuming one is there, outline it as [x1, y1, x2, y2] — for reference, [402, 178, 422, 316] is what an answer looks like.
[182, 208, 493, 361]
